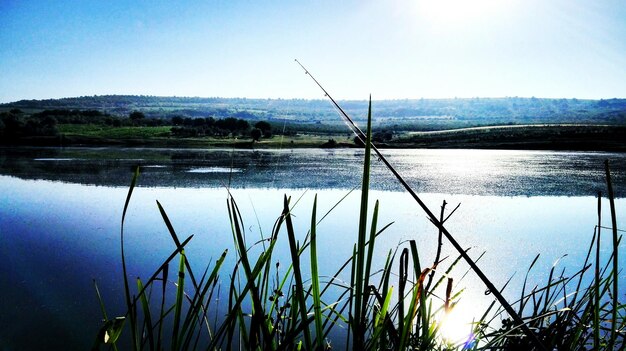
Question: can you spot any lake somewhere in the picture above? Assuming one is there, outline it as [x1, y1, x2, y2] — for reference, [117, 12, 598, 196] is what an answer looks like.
[0, 146, 624, 349]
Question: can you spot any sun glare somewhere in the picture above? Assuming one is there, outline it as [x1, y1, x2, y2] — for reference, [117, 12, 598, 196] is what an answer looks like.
[414, 0, 514, 27]
[438, 302, 478, 346]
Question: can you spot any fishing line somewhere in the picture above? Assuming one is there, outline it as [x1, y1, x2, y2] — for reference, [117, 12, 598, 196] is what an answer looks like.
[295, 59, 548, 351]
[268, 111, 289, 188]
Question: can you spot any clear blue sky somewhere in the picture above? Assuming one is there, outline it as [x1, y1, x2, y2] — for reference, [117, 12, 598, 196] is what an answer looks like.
[1, 0, 625, 103]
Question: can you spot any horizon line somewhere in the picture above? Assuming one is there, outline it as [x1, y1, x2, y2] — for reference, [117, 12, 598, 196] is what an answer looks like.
[3, 94, 626, 105]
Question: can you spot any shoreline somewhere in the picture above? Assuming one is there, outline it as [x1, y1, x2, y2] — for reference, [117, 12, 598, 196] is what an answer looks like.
[1, 124, 625, 152]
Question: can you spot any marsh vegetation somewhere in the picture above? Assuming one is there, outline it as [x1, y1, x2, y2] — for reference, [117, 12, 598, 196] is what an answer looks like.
[89, 107, 623, 350]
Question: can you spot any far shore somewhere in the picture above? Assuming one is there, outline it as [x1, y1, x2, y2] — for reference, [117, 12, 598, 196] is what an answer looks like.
[1, 123, 625, 152]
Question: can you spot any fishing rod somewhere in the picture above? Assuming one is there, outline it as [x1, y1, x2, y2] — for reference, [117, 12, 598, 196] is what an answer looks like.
[295, 59, 547, 351]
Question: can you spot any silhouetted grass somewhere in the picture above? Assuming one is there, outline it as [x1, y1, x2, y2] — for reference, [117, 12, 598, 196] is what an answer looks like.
[93, 100, 623, 350]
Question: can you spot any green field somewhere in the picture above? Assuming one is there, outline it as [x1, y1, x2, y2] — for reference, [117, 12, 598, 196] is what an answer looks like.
[59, 124, 172, 138]
[55, 124, 349, 148]
[25, 123, 626, 152]
[394, 124, 626, 151]
[4, 114, 625, 151]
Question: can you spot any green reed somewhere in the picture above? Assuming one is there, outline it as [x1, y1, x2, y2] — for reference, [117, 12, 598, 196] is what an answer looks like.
[93, 100, 622, 350]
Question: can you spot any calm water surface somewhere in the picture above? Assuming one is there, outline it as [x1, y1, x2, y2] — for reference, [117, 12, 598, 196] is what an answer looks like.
[0, 147, 624, 349]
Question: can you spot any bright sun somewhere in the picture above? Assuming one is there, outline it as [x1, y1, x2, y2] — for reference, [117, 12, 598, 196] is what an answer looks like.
[438, 302, 478, 346]
[414, 0, 514, 27]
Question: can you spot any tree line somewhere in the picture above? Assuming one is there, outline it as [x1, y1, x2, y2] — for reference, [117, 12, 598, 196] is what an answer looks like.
[170, 116, 271, 139]
[5, 95, 625, 126]
[1, 109, 59, 139]
[0, 108, 273, 141]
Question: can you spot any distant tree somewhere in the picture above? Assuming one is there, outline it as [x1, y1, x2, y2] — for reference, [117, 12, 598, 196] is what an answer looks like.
[215, 117, 250, 136]
[235, 119, 250, 133]
[14, 114, 59, 137]
[171, 116, 184, 126]
[41, 115, 58, 129]
[254, 121, 272, 138]
[24, 119, 40, 136]
[353, 136, 365, 147]
[205, 117, 215, 127]
[193, 118, 206, 127]
[254, 120, 270, 131]
[82, 110, 103, 117]
[234, 110, 255, 119]
[146, 118, 165, 127]
[251, 128, 262, 142]
[129, 111, 145, 121]
[321, 138, 338, 148]
[105, 116, 123, 127]
[171, 126, 198, 137]
[597, 99, 609, 107]
[215, 118, 232, 131]
[373, 130, 393, 143]
[1, 113, 24, 136]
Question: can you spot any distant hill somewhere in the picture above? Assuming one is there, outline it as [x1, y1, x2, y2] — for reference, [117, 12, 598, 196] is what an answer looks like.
[2, 95, 625, 130]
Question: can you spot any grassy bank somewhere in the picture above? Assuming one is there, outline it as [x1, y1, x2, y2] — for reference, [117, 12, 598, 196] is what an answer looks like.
[50, 124, 348, 148]
[395, 124, 626, 152]
[1, 123, 621, 151]
[93, 103, 624, 350]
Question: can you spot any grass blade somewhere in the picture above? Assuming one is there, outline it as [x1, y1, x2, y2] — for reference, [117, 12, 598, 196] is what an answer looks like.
[595, 192, 602, 350]
[93, 279, 109, 321]
[284, 194, 313, 350]
[156, 200, 199, 291]
[353, 96, 373, 350]
[172, 251, 186, 349]
[605, 160, 620, 350]
[309, 195, 324, 350]
[136, 278, 154, 351]
[121, 166, 140, 351]
[156, 264, 168, 351]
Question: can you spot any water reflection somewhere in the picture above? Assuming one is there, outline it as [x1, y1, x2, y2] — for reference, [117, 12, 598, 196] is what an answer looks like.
[0, 147, 624, 197]
[1, 177, 624, 349]
[1, 148, 625, 349]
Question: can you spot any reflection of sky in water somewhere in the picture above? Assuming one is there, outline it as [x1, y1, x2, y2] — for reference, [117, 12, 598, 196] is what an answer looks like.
[1, 176, 625, 349]
[379, 149, 620, 196]
[186, 167, 242, 173]
[33, 158, 76, 161]
[1, 147, 624, 197]
[1, 147, 625, 349]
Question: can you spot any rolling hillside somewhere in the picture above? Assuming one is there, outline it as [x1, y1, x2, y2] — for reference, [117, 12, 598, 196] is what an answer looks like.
[2, 95, 625, 131]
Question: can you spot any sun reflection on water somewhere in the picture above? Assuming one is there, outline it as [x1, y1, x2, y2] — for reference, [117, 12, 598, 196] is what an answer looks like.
[438, 301, 479, 347]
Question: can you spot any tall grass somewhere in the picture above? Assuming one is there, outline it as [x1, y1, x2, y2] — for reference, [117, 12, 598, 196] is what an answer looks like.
[93, 100, 623, 351]
[294, 59, 545, 349]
